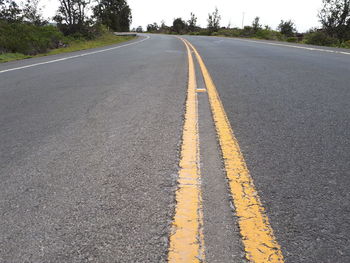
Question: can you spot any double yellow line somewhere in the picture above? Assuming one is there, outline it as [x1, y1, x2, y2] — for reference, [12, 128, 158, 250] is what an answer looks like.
[169, 38, 284, 263]
[168, 38, 205, 262]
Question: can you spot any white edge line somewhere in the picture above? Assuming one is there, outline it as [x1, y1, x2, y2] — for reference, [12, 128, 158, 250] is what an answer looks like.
[0, 35, 150, 74]
[230, 38, 350, 55]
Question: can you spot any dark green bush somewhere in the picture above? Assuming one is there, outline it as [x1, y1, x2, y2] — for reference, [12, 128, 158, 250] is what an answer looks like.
[240, 26, 254, 37]
[217, 28, 240, 37]
[197, 29, 211, 36]
[193, 27, 284, 41]
[286, 37, 298, 43]
[304, 31, 339, 46]
[0, 21, 64, 54]
[255, 29, 283, 40]
[57, 22, 103, 40]
[216, 28, 231, 37]
[341, 40, 350, 48]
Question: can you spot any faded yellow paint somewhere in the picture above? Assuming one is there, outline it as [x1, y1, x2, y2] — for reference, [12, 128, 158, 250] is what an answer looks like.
[196, 89, 207, 93]
[168, 39, 205, 262]
[184, 38, 284, 263]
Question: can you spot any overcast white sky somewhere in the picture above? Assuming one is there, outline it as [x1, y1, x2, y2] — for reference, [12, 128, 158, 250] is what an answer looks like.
[40, 0, 323, 32]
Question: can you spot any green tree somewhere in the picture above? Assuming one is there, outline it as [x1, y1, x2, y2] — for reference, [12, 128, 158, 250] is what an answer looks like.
[136, 26, 142, 32]
[319, 0, 350, 41]
[172, 17, 186, 34]
[252, 16, 262, 32]
[278, 20, 296, 37]
[0, 0, 22, 23]
[187, 12, 197, 32]
[54, 0, 92, 35]
[207, 7, 221, 33]
[93, 0, 132, 32]
[22, 0, 47, 26]
[159, 20, 170, 33]
[147, 22, 158, 32]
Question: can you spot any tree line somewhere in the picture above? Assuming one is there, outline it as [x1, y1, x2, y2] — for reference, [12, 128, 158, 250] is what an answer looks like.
[0, 0, 132, 55]
[143, 1, 350, 48]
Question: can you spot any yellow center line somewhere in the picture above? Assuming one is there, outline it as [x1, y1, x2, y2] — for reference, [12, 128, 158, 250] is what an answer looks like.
[183, 38, 284, 263]
[168, 39, 205, 262]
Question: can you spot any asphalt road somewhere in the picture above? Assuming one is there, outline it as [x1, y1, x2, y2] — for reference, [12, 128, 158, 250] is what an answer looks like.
[183, 35, 350, 262]
[0, 35, 187, 262]
[1, 34, 349, 262]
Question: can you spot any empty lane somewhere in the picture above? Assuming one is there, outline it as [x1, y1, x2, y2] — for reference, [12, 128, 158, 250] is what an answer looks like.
[184, 35, 350, 262]
[0, 34, 187, 262]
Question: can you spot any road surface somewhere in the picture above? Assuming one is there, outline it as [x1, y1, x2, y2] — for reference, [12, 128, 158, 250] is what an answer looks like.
[0, 34, 349, 262]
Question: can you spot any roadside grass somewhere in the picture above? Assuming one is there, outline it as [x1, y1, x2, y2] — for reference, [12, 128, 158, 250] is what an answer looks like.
[0, 33, 135, 63]
[0, 53, 31, 63]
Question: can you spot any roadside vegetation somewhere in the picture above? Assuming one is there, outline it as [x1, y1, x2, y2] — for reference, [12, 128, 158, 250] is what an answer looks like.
[0, 32, 133, 63]
[143, 0, 350, 49]
[0, 0, 133, 63]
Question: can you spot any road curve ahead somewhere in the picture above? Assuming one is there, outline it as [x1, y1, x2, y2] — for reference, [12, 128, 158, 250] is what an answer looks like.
[0, 34, 350, 263]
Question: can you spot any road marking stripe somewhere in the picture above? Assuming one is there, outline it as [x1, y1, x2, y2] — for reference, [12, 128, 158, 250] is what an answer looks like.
[168, 39, 205, 262]
[196, 88, 207, 93]
[184, 38, 284, 263]
[234, 38, 350, 55]
[0, 36, 150, 74]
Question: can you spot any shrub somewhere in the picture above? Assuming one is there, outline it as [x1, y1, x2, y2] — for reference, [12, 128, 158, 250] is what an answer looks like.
[255, 29, 283, 40]
[340, 40, 350, 48]
[198, 29, 211, 36]
[57, 23, 99, 40]
[286, 37, 298, 43]
[0, 21, 64, 55]
[304, 31, 339, 46]
[216, 28, 232, 37]
[217, 28, 240, 37]
[240, 26, 254, 37]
